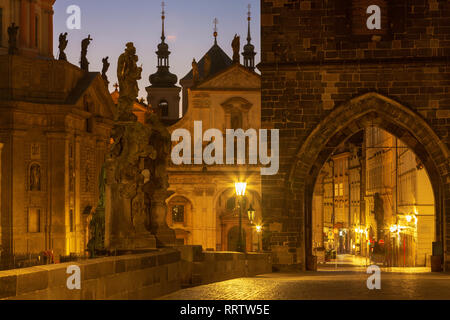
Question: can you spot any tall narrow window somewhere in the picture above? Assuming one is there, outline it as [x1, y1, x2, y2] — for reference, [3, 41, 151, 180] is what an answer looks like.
[159, 100, 169, 117]
[35, 15, 39, 47]
[69, 209, 74, 232]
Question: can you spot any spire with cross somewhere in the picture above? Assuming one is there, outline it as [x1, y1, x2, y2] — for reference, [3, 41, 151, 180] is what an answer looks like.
[149, 0, 178, 88]
[161, 1, 166, 42]
[247, 4, 252, 44]
[213, 18, 218, 45]
[242, 4, 256, 71]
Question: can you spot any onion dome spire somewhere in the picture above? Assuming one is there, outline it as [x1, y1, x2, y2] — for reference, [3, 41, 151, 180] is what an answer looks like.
[242, 4, 256, 71]
[149, 1, 178, 87]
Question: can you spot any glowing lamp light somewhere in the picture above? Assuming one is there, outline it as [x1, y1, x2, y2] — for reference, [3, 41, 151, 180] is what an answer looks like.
[406, 215, 412, 223]
[235, 182, 247, 196]
[390, 225, 398, 233]
[247, 204, 255, 223]
[255, 225, 262, 233]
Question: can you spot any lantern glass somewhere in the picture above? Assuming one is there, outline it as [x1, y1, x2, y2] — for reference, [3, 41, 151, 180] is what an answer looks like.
[247, 204, 255, 222]
[235, 182, 247, 196]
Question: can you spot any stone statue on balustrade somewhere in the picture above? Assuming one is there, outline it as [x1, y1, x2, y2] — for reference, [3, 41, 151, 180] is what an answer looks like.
[58, 33, 68, 61]
[80, 35, 92, 71]
[117, 42, 142, 121]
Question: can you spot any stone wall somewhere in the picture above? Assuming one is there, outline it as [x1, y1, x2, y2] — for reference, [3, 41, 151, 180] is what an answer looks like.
[177, 246, 272, 287]
[0, 247, 272, 300]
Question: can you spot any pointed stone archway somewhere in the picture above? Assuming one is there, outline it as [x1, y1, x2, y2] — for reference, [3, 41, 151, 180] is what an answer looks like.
[285, 93, 449, 270]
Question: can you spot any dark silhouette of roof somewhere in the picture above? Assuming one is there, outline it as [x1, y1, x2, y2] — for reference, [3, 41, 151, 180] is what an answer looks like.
[181, 43, 233, 82]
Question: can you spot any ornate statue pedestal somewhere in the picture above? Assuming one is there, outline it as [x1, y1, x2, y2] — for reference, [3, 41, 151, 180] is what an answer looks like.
[150, 190, 176, 247]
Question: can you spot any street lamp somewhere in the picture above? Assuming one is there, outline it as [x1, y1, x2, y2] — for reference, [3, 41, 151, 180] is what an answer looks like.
[235, 182, 247, 252]
[247, 204, 255, 224]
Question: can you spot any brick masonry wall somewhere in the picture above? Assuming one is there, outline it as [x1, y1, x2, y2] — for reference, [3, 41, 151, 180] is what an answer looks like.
[260, 0, 450, 269]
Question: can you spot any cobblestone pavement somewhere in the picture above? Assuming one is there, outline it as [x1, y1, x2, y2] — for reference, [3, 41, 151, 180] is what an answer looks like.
[159, 256, 450, 300]
[159, 271, 450, 300]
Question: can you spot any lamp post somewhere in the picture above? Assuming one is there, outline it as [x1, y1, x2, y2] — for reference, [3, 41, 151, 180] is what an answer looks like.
[256, 225, 262, 252]
[247, 204, 256, 252]
[235, 182, 247, 252]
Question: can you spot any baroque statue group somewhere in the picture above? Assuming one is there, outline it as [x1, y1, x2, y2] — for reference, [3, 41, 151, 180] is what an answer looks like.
[88, 42, 176, 256]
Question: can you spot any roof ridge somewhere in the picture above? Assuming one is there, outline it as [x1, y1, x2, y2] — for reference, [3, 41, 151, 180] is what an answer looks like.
[180, 43, 233, 82]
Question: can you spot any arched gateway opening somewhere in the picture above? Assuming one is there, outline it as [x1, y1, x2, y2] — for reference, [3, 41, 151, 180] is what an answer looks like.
[287, 93, 449, 271]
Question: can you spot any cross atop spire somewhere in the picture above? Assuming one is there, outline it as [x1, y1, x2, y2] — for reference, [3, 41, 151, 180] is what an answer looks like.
[213, 18, 218, 45]
[242, 4, 256, 71]
[161, 1, 166, 42]
[247, 4, 252, 44]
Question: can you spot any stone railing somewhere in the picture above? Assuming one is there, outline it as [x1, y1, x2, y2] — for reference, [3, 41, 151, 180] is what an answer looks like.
[0, 247, 272, 300]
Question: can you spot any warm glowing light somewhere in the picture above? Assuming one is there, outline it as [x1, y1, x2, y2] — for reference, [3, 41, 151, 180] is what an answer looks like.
[406, 215, 412, 223]
[352, 244, 356, 249]
[256, 225, 262, 233]
[235, 182, 247, 196]
[390, 225, 398, 233]
[355, 227, 360, 233]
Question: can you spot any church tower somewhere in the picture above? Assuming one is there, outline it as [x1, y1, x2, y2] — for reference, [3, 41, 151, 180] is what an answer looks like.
[242, 4, 256, 71]
[146, 2, 181, 123]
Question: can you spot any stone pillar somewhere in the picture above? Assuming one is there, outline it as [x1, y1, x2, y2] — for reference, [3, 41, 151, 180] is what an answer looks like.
[20, 0, 29, 47]
[47, 8, 54, 56]
[29, 0, 36, 48]
[46, 132, 69, 257]
[0, 143, 3, 253]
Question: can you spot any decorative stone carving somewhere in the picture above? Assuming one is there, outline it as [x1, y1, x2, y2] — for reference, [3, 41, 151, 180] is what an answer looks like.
[8, 23, 19, 55]
[105, 43, 175, 251]
[232, 34, 240, 63]
[58, 33, 68, 61]
[31, 143, 41, 160]
[80, 35, 93, 71]
[117, 43, 141, 121]
[101, 56, 110, 85]
[30, 163, 41, 191]
[192, 58, 199, 84]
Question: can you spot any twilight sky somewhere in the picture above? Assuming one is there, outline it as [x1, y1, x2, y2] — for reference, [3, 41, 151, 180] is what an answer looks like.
[53, 0, 261, 100]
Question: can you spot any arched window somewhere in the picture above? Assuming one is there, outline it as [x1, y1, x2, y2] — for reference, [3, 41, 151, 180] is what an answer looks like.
[226, 197, 236, 211]
[159, 100, 169, 117]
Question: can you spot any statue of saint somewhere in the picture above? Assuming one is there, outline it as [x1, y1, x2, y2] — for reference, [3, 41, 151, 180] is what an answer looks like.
[117, 43, 142, 101]
[8, 23, 19, 55]
[192, 58, 199, 83]
[204, 54, 211, 78]
[232, 34, 240, 63]
[58, 32, 68, 61]
[80, 35, 93, 71]
[30, 164, 41, 191]
[101, 56, 110, 84]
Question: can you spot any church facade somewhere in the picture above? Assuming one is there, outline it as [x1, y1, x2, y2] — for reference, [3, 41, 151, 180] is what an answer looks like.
[0, 0, 114, 263]
[144, 10, 263, 252]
